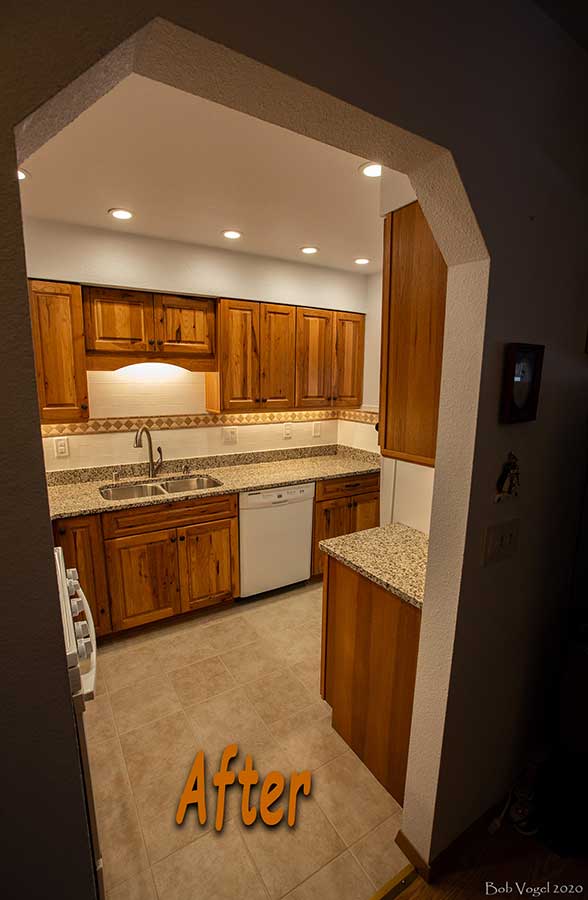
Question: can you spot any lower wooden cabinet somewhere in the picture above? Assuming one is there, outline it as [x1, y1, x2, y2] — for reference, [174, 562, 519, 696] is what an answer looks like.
[105, 528, 181, 631]
[53, 514, 112, 636]
[178, 518, 239, 612]
[312, 476, 380, 576]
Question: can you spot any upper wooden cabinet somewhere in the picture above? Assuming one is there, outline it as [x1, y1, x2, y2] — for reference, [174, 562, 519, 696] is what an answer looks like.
[260, 303, 296, 409]
[379, 202, 447, 467]
[154, 294, 216, 360]
[83, 286, 218, 370]
[332, 311, 365, 408]
[217, 298, 261, 411]
[28, 280, 89, 423]
[295, 307, 333, 408]
[83, 286, 155, 354]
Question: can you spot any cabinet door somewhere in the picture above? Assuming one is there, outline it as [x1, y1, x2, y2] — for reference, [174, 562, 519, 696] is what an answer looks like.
[177, 518, 239, 611]
[154, 294, 217, 363]
[332, 311, 365, 408]
[105, 529, 180, 631]
[351, 491, 380, 533]
[53, 515, 112, 636]
[295, 307, 333, 408]
[83, 286, 155, 354]
[379, 202, 447, 466]
[260, 303, 296, 409]
[219, 299, 260, 411]
[312, 496, 353, 576]
[28, 280, 88, 423]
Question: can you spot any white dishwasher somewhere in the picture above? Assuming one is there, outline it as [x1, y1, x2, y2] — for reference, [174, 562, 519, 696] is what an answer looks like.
[239, 482, 315, 597]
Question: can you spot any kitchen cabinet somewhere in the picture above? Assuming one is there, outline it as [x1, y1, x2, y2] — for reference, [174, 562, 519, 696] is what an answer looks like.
[178, 518, 239, 611]
[83, 286, 155, 355]
[321, 556, 421, 804]
[102, 493, 240, 630]
[379, 201, 447, 467]
[332, 311, 365, 408]
[295, 307, 333, 408]
[312, 473, 380, 576]
[28, 280, 88, 423]
[105, 528, 181, 631]
[53, 514, 112, 635]
[154, 294, 216, 362]
[206, 298, 261, 412]
[259, 302, 296, 409]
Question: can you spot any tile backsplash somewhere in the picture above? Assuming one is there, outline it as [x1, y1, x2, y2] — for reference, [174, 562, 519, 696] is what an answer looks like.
[87, 365, 207, 418]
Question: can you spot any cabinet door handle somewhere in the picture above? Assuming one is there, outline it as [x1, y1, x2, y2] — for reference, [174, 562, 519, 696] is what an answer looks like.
[157, 339, 163, 346]
[170, 536, 177, 543]
[345, 482, 361, 490]
[80, 403, 88, 410]
[58, 528, 66, 535]
[148, 339, 155, 346]
[179, 535, 185, 542]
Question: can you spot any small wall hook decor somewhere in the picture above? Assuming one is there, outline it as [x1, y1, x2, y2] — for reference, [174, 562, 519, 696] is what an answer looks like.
[495, 451, 520, 503]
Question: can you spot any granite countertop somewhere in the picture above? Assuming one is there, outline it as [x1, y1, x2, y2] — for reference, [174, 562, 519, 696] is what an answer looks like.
[47, 450, 380, 520]
[320, 523, 428, 609]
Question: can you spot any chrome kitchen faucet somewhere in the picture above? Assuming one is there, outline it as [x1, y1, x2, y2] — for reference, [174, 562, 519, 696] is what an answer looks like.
[133, 425, 163, 479]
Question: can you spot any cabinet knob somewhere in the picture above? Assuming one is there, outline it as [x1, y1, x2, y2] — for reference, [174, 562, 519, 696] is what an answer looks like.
[148, 339, 155, 346]
[81, 403, 88, 410]
[170, 536, 177, 543]
[157, 339, 163, 346]
[179, 535, 185, 542]
[58, 527, 66, 535]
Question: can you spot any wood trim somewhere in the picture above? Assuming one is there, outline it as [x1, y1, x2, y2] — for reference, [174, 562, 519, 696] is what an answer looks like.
[315, 472, 380, 501]
[369, 864, 416, 900]
[395, 831, 432, 882]
[85, 352, 218, 372]
[378, 212, 393, 450]
[320, 557, 330, 699]
[101, 494, 237, 539]
[380, 447, 435, 468]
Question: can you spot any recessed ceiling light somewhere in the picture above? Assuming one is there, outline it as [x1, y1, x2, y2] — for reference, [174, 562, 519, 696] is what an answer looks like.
[360, 163, 382, 178]
[17, 168, 30, 181]
[354, 258, 370, 265]
[301, 246, 318, 255]
[108, 208, 133, 220]
[223, 230, 242, 240]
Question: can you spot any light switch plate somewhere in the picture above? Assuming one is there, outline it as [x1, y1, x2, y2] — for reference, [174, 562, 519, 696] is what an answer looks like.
[222, 427, 237, 445]
[283, 423, 292, 439]
[312, 422, 321, 437]
[483, 518, 520, 566]
[54, 437, 70, 458]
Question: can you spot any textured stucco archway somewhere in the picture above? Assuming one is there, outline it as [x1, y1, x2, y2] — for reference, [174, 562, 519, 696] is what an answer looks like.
[14, 18, 489, 866]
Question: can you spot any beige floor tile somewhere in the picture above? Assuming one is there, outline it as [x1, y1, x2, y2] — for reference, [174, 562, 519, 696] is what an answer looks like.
[106, 867, 157, 900]
[350, 812, 408, 890]
[200, 614, 261, 651]
[269, 627, 321, 666]
[171, 655, 235, 706]
[110, 674, 182, 735]
[88, 737, 131, 810]
[313, 751, 401, 846]
[151, 629, 216, 673]
[141, 806, 210, 864]
[270, 710, 348, 772]
[93, 667, 108, 697]
[183, 686, 274, 766]
[269, 700, 331, 743]
[84, 693, 117, 745]
[152, 823, 268, 900]
[287, 851, 374, 900]
[97, 790, 150, 892]
[289, 657, 321, 697]
[100, 643, 164, 692]
[220, 638, 286, 684]
[243, 603, 307, 638]
[245, 670, 314, 725]
[241, 796, 344, 899]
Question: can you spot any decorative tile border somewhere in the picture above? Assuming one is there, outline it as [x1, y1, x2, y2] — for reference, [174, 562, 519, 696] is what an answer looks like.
[41, 408, 378, 437]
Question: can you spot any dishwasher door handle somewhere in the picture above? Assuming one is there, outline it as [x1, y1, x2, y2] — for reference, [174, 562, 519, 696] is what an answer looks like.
[271, 499, 290, 505]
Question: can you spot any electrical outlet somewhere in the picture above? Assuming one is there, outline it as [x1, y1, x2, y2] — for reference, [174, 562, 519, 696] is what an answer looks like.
[283, 423, 292, 439]
[312, 422, 321, 437]
[483, 518, 520, 566]
[222, 427, 238, 445]
[54, 437, 70, 458]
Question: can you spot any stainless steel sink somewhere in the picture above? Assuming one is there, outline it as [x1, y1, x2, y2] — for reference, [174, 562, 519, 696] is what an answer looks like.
[160, 475, 222, 493]
[99, 482, 167, 500]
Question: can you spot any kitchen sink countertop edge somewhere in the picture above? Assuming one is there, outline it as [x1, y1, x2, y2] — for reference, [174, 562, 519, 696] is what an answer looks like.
[48, 451, 380, 520]
[320, 522, 428, 609]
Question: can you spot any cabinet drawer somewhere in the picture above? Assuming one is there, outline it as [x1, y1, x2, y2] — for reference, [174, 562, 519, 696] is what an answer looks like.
[102, 493, 237, 538]
[315, 473, 380, 501]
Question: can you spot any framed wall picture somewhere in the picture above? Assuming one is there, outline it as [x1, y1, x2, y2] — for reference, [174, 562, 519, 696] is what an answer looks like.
[499, 343, 545, 424]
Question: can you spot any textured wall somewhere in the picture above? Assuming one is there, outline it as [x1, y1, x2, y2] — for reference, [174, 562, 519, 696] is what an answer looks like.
[2, 2, 587, 888]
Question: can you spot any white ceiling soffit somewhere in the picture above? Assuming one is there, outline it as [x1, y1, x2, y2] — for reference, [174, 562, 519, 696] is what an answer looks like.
[20, 74, 415, 274]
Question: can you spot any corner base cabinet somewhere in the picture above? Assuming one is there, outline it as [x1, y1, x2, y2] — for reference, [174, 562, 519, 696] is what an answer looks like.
[312, 473, 380, 576]
[321, 557, 421, 805]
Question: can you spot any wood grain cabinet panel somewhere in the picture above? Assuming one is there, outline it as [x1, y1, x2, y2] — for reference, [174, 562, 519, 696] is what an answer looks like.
[154, 294, 216, 363]
[332, 311, 365, 408]
[351, 491, 380, 532]
[28, 280, 88, 423]
[295, 307, 333, 408]
[322, 557, 421, 804]
[259, 303, 296, 409]
[379, 202, 447, 466]
[312, 496, 353, 576]
[105, 528, 181, 631]
[219, 299, 261, 411]
[83, 286, 155, 354]
[53, 514, 112, 635]
[178, 517, 239, 611]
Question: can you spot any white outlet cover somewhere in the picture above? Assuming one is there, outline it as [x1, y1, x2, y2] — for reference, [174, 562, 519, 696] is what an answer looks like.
[312, 422, 321, 437]
[283, 423, 293, 439]
[222, 427, 238, 444]
[54, 437, 70, 457]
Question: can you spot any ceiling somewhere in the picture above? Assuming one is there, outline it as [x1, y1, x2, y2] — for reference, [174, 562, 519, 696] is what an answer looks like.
[19, 74, 410, 274]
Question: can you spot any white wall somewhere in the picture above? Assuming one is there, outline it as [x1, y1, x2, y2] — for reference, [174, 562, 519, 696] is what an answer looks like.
[44, 418, 338, 470]
[24, 217, 383, 421]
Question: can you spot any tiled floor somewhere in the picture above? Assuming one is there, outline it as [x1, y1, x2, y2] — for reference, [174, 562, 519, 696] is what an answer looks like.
[86, 581, 409, 899]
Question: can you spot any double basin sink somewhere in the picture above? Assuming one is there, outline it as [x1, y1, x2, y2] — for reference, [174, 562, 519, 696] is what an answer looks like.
[100, 475, 222, 501]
